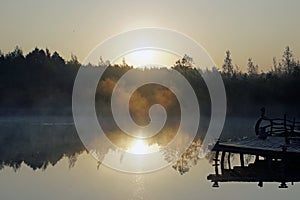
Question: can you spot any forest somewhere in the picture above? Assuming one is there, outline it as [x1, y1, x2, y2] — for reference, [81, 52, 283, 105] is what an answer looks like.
[0, 46, 300, 117]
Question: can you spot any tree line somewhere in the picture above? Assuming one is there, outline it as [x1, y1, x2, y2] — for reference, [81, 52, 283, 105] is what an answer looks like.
[220, 46, 300, 116]
[0, 46, 299, 117]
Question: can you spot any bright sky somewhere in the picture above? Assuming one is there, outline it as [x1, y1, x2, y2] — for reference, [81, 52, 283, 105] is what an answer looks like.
[1, 0, 300, 71]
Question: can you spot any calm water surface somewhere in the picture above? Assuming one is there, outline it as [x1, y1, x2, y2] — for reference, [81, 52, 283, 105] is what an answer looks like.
[0, 117, 299, 200]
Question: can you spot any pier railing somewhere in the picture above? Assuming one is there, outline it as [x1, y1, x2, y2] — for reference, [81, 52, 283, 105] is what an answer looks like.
[208, 108, 300, 188]
[255, 109, 300, 144]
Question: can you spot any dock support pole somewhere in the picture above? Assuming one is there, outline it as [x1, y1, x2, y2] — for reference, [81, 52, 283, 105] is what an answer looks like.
[255, 155, 259, 162]
[240, 153, 245, 167]
[214, 151, 219, 175]
[221, 151, 226, 173]
[227, 153, 231, 170]
[284, 114, 290, 144]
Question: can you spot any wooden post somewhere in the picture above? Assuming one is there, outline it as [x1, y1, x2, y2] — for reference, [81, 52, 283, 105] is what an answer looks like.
[284, 114, 289, 144]
[280, 146, 287, 181]
[214, 151, 220, 175]
[221, 151, 226, 173]
[240, 153, 244, 167]
[255, 155, 259, 162]
[227, 153, 231, 170]
[212, 182, 219, 188]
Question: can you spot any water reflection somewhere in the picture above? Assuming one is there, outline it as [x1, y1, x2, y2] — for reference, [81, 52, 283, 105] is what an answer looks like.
[0, 119, 202, 173]
[0, 120, 85, 171]
[1, 118, 300, 189]
[207, 152, 300, 188]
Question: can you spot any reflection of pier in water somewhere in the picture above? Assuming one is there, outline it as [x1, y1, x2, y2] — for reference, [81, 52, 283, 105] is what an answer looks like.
[208, 109, 300, 188]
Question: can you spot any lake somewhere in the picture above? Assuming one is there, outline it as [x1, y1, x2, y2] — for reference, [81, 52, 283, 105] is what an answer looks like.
[0, 116, 299, 200]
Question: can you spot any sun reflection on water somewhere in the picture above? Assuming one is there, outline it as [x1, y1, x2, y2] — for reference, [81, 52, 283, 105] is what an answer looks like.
[127, 139, 160, 155]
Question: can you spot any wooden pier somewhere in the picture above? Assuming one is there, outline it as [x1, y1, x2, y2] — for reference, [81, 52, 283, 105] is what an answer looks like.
[207, 108, 300, 188]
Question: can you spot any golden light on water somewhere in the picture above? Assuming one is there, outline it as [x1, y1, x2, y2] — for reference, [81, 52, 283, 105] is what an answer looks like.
[127, 139, 160, 155]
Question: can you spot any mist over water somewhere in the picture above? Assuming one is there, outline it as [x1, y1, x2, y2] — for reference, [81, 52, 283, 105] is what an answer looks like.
[0, 114, 264, 172]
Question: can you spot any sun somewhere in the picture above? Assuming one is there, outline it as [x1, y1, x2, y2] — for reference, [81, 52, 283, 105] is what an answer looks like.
[130, 50, 154, 66]
[127, 139, 160, 155]
[113, 49, 179, 68]
[128, 139, 148, 154]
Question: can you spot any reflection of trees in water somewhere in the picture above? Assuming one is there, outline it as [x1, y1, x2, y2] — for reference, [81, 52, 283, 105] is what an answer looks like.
[0, 123, 85, 171]
[166, 126, 261, 175]
[161, 139, 202, 175]
[0, 123, 207, 173]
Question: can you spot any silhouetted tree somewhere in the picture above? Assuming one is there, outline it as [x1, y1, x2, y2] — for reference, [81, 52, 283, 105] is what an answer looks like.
[222, 50, 234, 76]
[181, 54, 193, 67]
[234, 64, 242, 75]
[67, 54, 80, 67]
[51, 51, 65, 67]
[121, 57, 129, 68]
[272, 57, 280, 74]
[7, 46, 23, 59]
[282, 46, 293, 74]
[247, 58, 258, 75]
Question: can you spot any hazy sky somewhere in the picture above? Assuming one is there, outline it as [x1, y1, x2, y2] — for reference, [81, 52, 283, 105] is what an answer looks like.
[1, 0, 300, 71]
